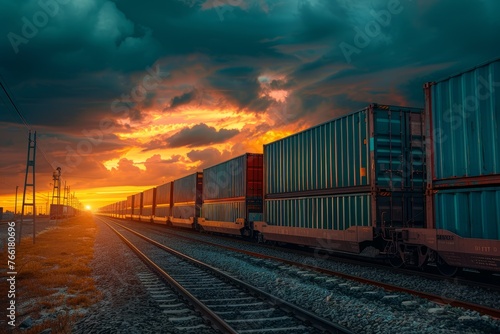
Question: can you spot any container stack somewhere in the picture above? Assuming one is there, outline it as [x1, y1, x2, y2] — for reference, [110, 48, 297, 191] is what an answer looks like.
[425, 58, 500, 263]
[199, 153, 263, 236]
[154, 182, 172, 224]
[126, 195, 134, 220]
[256, 104, 425, 252]
[140, 187, 156, 222]
[170, 172, 203, 228]
[118, 200, 126, 219]
[132, 192, 143, 220]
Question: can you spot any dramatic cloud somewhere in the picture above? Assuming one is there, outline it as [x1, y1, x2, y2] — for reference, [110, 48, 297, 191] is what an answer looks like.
[1, 0, 500, 210]
[168, 89, 198, 110]
[166, 123, 239, 148]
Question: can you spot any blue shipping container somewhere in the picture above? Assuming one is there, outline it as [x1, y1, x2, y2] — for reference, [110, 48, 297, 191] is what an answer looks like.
[434, 186, 500, 240]
[265, 104, 424, 195]
[265, 192, 424, 230]
[426, 58, 500, 182]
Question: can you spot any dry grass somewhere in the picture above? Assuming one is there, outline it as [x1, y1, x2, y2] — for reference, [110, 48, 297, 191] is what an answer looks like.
[0, 213, 102, 332]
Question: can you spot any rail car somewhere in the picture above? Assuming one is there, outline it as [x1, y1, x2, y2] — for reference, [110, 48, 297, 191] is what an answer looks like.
[98, 58, 500, 275]
[49, 204, 80, 219]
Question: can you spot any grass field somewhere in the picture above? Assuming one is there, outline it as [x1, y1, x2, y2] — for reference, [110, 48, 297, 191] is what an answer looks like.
[0, 213, 101, 333]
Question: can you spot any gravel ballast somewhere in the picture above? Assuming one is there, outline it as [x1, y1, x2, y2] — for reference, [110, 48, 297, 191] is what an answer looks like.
[120, 222, 500, 334]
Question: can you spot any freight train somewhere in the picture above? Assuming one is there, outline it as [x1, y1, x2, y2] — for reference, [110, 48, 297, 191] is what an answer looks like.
[98, 58, 500, 276]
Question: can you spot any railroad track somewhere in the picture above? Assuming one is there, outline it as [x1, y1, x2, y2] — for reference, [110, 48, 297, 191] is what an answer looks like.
[112, 218, 500, 319]
[99, 216, 351, 333]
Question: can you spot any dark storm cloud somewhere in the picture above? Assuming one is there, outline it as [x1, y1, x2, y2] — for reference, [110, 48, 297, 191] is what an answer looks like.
[168, 89, 198, 110]
[207, 66, 273, 110]
[166, 123, 239, 148]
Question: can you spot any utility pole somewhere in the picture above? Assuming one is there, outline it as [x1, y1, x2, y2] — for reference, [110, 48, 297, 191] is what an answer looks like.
[19, 130, 36, 244]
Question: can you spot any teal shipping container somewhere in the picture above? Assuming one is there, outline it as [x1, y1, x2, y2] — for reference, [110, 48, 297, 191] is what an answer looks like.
[203, 153, 263, 200]
[202, 201, 246, 223]
[265, 192, 424, 230]
[434, 186, 500, 240]
[265, 104, 425, 195]
[425, 58, 500, 187]
[201, 153, 263, 223]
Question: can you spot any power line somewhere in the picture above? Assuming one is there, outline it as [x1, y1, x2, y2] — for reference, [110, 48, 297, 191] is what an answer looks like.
[0, 79, 31, 130]
[0, 75, 56, 171]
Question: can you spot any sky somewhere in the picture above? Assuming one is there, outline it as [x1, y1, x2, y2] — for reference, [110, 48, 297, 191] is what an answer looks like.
[1, 0, 499, 213]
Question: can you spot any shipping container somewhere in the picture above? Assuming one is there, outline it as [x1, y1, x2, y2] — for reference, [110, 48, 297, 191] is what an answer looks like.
[200, 154, 263, 235]
[433, 186, 500, 240]
[154, 182, 172, 223]
[170, 173, 203, 228]
[202, 201, 246, 224]
[203, 153, 263, 200]
[425, 58, 500, 187]
[49, 204, 77, 218]
[121, 200, 127, 218]
[126, 195, 134, 219]
[141, 187, 156, 220]
[50, 204, 64, 219]
[265, 104, 425, 195]
[265, 192, 424, 230]
[173, 172, 203, 204]
[132, 192, 143, 220]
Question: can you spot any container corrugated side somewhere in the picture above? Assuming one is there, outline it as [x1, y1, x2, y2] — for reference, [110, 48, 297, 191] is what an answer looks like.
[172, 205, 196, 219]
[133, 193, 142, 209]
[265, 104, 424, 195]
[143, 187, 156, 206]
[156, 182, 172, 205]
[156, 182, 172, 218]
[265, 194, 371, 229]
[126, 195, 134, 216]
[203, 154, 247, 200]
[434, 186, 500, 240]
[173, 173, 202, 203]
[265, 191, 424, 229]
[120, 200, 127, 217]
[202, 201, 246, 222]
[126, 195, 134, 208]
[426, 58, 500, 182]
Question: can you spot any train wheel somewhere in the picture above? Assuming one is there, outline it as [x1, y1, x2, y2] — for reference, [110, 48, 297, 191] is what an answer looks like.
[436, 256, 458, 277]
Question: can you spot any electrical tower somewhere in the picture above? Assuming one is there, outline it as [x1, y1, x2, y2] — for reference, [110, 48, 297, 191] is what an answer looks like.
[19, 130, 36, 244]
[51, 167, 62, 219]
